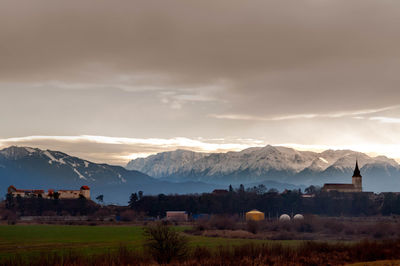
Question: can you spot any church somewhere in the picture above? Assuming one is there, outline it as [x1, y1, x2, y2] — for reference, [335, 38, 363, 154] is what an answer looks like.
[322, 161, 362, 192]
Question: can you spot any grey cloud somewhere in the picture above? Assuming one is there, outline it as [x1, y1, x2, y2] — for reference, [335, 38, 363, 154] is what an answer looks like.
[1, 1, 400, 95]
[1, 0, 400, 161]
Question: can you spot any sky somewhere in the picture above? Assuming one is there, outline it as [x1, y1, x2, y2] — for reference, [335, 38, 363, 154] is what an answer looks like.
[1, 0, 400, 165]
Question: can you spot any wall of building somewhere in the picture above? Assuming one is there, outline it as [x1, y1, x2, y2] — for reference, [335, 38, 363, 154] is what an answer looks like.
[58, 190, 81, 199]
[8, 186, 91, 199]
[166, 212, 188, 221]
[80, 189, 90, 199]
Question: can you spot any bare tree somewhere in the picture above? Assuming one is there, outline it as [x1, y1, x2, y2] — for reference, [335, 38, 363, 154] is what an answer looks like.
[143, 222, 188, 264]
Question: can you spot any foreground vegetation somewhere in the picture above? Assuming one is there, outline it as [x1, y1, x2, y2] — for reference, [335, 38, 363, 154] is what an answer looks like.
[2, 233, 400, 265]
[0, 224, 290, 258]
[2, 222, 400, 265]
[189, 215, 400, 241]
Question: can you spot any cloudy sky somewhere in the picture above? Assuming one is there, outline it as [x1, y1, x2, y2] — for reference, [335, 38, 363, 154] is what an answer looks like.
[1, 0, 400, 165]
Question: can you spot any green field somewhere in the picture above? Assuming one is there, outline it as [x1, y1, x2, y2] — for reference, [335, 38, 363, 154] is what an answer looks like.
[0, 225, 298, 258]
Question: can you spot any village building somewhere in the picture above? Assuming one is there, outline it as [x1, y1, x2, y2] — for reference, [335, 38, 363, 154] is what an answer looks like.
[166, 211, 188, 221]
[7, 185, 91, 199]
[322, 161, 362, 193]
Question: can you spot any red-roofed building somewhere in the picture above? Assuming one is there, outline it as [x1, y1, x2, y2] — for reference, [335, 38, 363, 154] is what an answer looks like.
[7, 185, 90, 199]
[8, 185, 45, 198]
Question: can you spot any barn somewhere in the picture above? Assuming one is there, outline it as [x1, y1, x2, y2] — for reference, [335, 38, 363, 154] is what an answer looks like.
[166, 211, 188, 221]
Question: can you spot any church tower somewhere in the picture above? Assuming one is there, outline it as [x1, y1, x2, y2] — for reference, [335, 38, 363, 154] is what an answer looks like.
[352, 160, 362, 192]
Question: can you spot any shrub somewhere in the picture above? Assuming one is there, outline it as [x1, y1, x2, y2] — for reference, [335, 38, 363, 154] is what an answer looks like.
[143, 222, 188, 264]
[209, 215, 236, 230]
[294, 220, 314, 233]
[120, 210, 136, 222]
[323, 220, 345, 233]
[192, 246, 212, 261]
[194, 219, 209, 231]
[5, 211, 17, 225]
[371, 222, 392, 239]
[246, 220, 259, 234]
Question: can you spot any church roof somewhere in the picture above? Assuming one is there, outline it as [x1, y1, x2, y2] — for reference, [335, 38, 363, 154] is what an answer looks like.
[353, 160, 362, 177]
[322, 184, 355, 189]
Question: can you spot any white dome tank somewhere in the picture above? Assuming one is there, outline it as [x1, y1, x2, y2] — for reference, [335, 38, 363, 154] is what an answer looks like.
[279, 214, 291, 221]
[293, 214, 304, 220]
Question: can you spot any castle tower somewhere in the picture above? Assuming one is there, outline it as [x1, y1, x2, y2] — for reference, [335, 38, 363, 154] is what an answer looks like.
[352, 160, 362, 192]
[80, 185, 91, 199]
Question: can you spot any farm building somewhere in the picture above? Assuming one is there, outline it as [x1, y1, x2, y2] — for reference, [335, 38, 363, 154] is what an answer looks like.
[245, 209, 265, 221]
[7, 185, 91, 199]
[166, 211, 188, 221]
[192, 214, 210, 220]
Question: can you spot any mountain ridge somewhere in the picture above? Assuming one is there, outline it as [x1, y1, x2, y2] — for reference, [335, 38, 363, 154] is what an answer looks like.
[0, 146, 227, 204]
[127, 145, 400, 192]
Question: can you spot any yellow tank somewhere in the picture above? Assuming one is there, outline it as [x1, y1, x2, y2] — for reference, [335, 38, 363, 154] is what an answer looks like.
[245, 209, 265, 221]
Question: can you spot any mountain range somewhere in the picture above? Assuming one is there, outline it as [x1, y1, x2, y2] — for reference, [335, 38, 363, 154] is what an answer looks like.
[0, 146, 221, 204]
[1, 145, 400, 205]
[127, 145, 400, 192]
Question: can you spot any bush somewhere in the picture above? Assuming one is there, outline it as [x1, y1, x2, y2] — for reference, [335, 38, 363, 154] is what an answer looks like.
[120, 210, 136, 222]
[294, 220, 314, 233]
[194, 219, 210, 231]
[144, 222, 188, 264]
[246, 220, 259, 234]
[323, 220, 345, 233]
[192, 246, 212, 261]
[5, 211, 17, 225]
[209, 215, 236, 230]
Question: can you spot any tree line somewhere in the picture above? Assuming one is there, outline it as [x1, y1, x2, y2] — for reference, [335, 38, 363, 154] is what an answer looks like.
[4, 193, 98, 216]
[128, 184, 400, 217]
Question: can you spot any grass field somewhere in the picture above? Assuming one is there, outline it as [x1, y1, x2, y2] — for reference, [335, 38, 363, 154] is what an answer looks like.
[0, 225, 298, 258]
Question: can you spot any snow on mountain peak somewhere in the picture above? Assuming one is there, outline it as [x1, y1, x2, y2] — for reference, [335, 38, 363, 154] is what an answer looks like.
[43, 150, 67, 165]
[319, 157, 329, 164]
[127, 145, 400, 181]
[0, 146, 40, 159]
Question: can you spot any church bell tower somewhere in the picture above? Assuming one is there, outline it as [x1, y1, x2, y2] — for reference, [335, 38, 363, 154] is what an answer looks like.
[352, 160, 362, 192]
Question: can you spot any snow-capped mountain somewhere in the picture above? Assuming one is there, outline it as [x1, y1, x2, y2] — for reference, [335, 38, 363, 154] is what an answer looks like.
[127, 149, 209, 178]
[127, 145, 400, 192]
[0, 146, 223, 204]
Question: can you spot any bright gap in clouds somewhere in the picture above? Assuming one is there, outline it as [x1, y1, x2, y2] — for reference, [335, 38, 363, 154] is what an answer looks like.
[0, 135, 400, 165]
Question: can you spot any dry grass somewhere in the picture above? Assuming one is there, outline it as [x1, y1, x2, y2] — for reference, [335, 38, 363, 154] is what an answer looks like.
[5, 239, 400, 265]
[191, 216, 400, 241]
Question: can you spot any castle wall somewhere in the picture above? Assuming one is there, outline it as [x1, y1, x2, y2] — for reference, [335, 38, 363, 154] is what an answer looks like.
[58, 190, 81, 199]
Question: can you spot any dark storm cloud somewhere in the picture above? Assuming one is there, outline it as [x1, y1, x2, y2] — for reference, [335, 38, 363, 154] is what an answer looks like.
[1, 0, 400, 115]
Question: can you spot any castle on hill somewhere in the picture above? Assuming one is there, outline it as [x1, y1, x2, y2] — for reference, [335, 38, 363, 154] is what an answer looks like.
[7, 185, 90, 199]
[322, 161, 362, 193]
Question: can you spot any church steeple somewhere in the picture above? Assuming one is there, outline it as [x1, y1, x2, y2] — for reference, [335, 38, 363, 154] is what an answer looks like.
[353, 160, 362, 177]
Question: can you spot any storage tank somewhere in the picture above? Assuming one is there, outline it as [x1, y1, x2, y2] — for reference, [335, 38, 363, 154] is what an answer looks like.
[279, 214, 291, 221]
[293, 214, 304, 220]
[245, 209, 265, 221]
